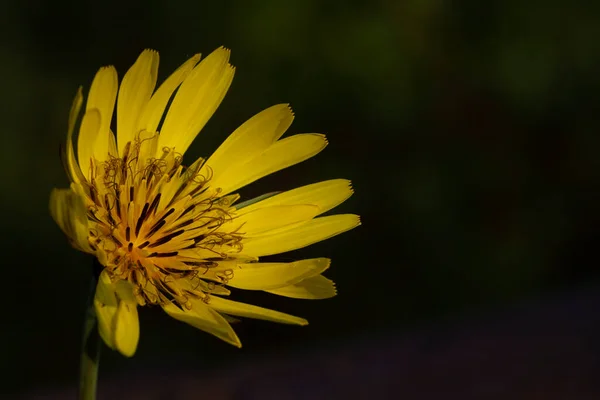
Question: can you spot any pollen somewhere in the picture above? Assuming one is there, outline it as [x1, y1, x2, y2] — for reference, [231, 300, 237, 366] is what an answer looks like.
[82, 134, 242, 309]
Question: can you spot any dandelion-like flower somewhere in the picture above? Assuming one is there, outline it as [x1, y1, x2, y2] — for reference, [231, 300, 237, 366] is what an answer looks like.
[50, 47, 359, 357]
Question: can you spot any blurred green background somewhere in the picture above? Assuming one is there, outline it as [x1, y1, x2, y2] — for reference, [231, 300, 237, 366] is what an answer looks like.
[2, 0, 600, 394]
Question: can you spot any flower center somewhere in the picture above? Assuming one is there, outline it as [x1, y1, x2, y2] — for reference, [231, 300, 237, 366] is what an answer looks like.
[82, 135, 241, 308]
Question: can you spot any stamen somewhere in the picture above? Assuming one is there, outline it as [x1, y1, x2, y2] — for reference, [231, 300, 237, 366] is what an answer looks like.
[89, 184, 97, 205]
[148, 251, 178, 258]
[121, 142, 131, 167]
[165, 218, 194, 233]
[114, 187, 122, 219]
[135, 203, 150, 236]
[148, 229, 185, 248]
[147, 193, 161, 216]
[187, 184, 206, 198]
[146, 219, 166, 238]
[109, 234, 123, 248]
[192, 234, 206, 244]
[180, 204, 195, 217]
[184, 260, 218, 267]
[169, 184, 188, 206]
[161, 208, 175, 220]
[86, 135, 243, 309]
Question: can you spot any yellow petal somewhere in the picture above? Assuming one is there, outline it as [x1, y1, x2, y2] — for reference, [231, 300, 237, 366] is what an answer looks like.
[203, 104, 294, 178]
[76, 109, 101, 179]
[242, 214, 360, 257]
[62, 87, 85, 184]
[49, 188, 91, 252]
[234, 192, 280, 210]
[267, 275, 337, 299]
[93, 271, 118, 350]
[223, 204, 319, 236]
[137, 53, 201, 135]
[81, 66, 118, 169]
[113, 281, 139, 357]
[158, 47, 234, 156]
[107, 129, 118, 157]
[86, 66, 118, 124]
[116, 49, 159, 154]
[94, 273, 140, 357]
[228, 258, 330, 290]
[163, 300, 241, 347]
[207, 296, 308, 326]
[95, 124, 119, 165]
[238, 179, 354, 216]
[214, 134, 328, 195]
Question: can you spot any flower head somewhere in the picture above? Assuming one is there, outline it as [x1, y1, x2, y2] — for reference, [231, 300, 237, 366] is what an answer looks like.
[50, 47, 359, 357]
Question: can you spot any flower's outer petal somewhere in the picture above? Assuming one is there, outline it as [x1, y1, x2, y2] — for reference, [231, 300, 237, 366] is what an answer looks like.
[97, 129, 119, 164]
[93, 271, 118, 351]
[76, 109, 101, 179]
[208, 296, 308, 326]
[241, 214, 361, 257]
[221, 314, 241, 324]
[221, 204, 319, 237]
[137, 53, 201, 135]
[213, 134, 328, 195]
[163, 300, 241, 348]
[49, 188, 92, 252]
[202, 104, 294, 178]
[117, 50, 159, 154]
[234, 192, 280, 210]
[267, 275, 337, 299]
[94, 273, 140, 357]
[78, 66, 118, 173]
[238, 179, 354, 217]
[158, 47, 234, 156]
[228, 258, 330, 290]
[113, 281, 140, 357]
[62, 87, 86, 184]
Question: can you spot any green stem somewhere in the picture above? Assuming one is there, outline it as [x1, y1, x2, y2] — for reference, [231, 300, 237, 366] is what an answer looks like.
[79, 281, 101, 400]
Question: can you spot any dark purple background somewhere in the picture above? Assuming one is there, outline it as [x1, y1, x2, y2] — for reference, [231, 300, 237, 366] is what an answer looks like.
[24, 285, 600, 399]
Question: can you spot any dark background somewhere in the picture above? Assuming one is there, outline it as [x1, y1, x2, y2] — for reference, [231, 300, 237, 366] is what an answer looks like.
[2, 0, 600, 398]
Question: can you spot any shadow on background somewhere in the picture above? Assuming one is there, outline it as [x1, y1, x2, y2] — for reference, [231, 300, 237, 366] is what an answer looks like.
[1, 0, 600, 398]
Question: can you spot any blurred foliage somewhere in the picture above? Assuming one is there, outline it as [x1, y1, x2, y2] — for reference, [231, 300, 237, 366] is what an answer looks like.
[2, 0, 600, 394]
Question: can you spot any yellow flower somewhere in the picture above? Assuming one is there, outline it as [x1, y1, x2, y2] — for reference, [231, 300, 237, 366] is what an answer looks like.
[50, 47, 359, 357]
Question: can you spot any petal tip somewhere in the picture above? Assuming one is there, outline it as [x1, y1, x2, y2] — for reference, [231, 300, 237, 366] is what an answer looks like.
[118, 346, 137, 358]
[98, 65, 118, 75]
[344, 179, 355, 195]
[141, 48, 159, 56]
[319, 134, 329, 146]
[213, 46, 231, 60]
[317, 257, 332, 271]
[308, 133, 328, 148]
[278, 103, 294, 115]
